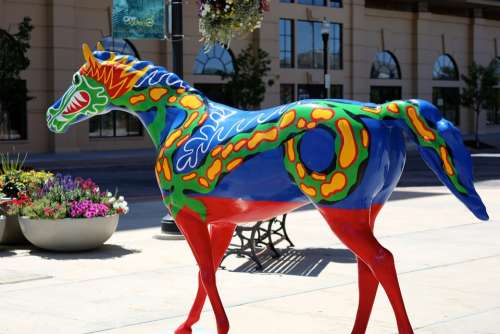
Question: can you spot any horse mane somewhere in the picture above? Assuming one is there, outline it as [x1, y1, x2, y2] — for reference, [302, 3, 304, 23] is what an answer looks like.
[90, 50, 205, 98]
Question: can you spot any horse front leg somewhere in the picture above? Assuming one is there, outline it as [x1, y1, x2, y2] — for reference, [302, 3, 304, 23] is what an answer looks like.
[175, 223, 236, 334]
[174, 208, 231, 334]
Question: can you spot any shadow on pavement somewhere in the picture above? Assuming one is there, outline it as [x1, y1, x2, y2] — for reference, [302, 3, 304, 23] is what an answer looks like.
[230, 247, 355, 277]
[0, 248, 16, 257]
[28, 244, 140, 260]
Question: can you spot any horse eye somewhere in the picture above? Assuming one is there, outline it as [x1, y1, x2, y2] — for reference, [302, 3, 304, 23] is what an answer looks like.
[73, 74, 81, 85]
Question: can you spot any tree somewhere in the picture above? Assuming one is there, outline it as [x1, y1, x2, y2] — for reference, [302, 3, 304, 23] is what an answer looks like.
[460, 61, 497, 148]
[221, 44, 272, 110]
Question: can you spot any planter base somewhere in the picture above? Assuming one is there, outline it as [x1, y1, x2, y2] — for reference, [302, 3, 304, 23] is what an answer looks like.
[0, 215, 30, 245]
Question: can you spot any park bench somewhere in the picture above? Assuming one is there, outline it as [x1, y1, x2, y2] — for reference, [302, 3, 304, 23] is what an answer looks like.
[221, 214, 294, 270]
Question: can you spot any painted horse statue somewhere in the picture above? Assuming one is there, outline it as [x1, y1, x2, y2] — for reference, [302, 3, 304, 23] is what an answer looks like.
[47, 43, 489, 334]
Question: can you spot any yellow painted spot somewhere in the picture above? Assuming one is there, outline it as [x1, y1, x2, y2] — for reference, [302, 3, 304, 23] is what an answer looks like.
[168, 96, 177, 103]
[182, 172, 197, 181]
[247, 128, 279, 150]
[387, 102, 400, 114]
[149, 88, 168, 102]
[162, 159, 172, 181]
[311, 108, 335, 121]
[296, 163, 306, 179]
[279, 110, 296, 129]
[311, 172, 326, 181]
[129, 94, 146, 105]
[361, 129, 369, 148]
[227, 158, 243, 171]
[439, 146, 455, 176]
[320, 172, 347, 197]
[155, 160, 162, 173]
[297, 118, 307, 129]
[285, 139, 296, 162]
[207, 159, 222, 181]
[406, 106, 436, 141]
[164, 129, 182, 148]
[198, 177, 209, 188]
[336, 119, 358, 169]
[361, 106, 381, 114]
[234, 139, 248, 152]
[211, 146, 223, 157]
[300, 183, 317, 197]
[221, 144, 234, 159]
[179, 95, 203, 110]
[307, 122, 317, 129]
[183, 112, 200, 129]
[177, 134, 190, 147]
[177, 88, 186, 94]
[198, 112, 209, 125]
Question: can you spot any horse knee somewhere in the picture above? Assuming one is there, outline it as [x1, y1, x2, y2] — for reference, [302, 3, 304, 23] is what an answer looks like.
[200, 270, 216, 287]
[367, 248, 395, 274]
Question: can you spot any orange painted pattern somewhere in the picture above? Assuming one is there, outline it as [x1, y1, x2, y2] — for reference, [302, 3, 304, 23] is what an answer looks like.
[279, 110, 296, 129]
[162, 158, 172, 181]
[155, 160, 162, 173]
[211, 146, 223, 157]
[285, 139, 296, 162]
[226, 158, 243, 171]
[361, 129, 369, 148]
[336, 118, 358, 169]
[177, 134, 190, 147]
[295, 163, 306, 179]
[164, 129, 182, 148]
[439, 146, 455, 176]
[168, 96, 177, 103]
[207, 159, 223, 181]
[234, 139, 248, 152]
[149, 88, 168, 102]
[311, 108, 335, 121]
[198, 112, 209, 126]
[300, 183, 317, 197]
[129, 94, 146, 105]
[406, 106, 436, 141]
[320, 172, 347, 197]
[182, 172, 197, 181]
[183, 112, 199, 129]
[221, 144, 234, 159]
[247, 128, 279, 150]
[198, 177, 209, 188]
[387, 103, 400, 114]
[361, 106, 381, 114]
[297, 118, 307, 129]
[311, 172, 327, 181]
[180, 95, 203, 110]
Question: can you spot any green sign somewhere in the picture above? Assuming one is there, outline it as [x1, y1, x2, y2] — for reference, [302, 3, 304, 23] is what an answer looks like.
[112, 0, 165, 39]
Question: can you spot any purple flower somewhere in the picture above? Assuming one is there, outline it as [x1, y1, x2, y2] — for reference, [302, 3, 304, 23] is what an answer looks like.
[70, 200, 109, 218]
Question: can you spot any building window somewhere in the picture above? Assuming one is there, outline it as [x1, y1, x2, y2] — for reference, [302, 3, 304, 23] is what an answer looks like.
[193, 44, 235, 75]
[89, 37, 142, 138]
[297, 20, 343, 70]
[280, 84, 295, 104]
[487, 58, 500, 124]
[370, 51, 401, 79]
[281, 0, 342, 6]
[370, 86, 402, 104]
[0, 79, 27, 141]
[433, 87, 460, 126]
[433, 54, 459, 81]
[330, 0, 342, 8]
[296, 84, 343, 100]
[280, 19, 294, 68]
[331, 84, 343, 98]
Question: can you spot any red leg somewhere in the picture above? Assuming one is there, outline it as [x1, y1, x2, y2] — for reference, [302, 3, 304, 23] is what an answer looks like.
[175, 223, 236, 334]
[352, 205, 384, 334]
[319, 207, 413, 334]
[175, 209, 231, 334]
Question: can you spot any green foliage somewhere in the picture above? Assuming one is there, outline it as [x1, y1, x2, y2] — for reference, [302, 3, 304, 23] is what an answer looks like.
[21, 198, 68, 220]
[0, 17, 34, 80]
[221, 44, 272, 110]
[1, 153, 27, 174]
[460, 61, 498, 147]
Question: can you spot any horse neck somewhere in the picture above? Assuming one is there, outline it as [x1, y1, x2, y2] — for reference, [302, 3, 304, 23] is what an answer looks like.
[109, 85, 192, 150]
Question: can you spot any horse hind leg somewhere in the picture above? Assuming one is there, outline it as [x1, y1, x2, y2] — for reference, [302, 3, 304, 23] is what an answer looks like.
[175, 209, 231, 334]
[318, 206, 413, 334]
[175, 223, 236, 334]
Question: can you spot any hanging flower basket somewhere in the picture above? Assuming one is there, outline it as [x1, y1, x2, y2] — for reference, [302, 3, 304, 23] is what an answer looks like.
[198, 0, 270, 47]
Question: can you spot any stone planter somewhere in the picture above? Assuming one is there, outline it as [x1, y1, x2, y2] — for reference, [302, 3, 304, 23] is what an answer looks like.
[19, 215, 119, 252]
[0, 215, 30, 245]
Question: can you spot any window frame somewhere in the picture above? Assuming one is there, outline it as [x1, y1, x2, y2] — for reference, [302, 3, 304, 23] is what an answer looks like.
[297, 20, 343, 70]
[193, 44, 235, 76]
[280, 19, 295, 69]
[432, 54, 459, 81]
[370, 51, 402, 80]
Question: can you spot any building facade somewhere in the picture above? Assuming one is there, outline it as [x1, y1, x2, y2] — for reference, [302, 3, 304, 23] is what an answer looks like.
[1, 0, 500, 153]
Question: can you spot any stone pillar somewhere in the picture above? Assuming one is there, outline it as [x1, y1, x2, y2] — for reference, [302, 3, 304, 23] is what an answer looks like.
[414, 7, 433, 101]
[350, 0, 369, 101]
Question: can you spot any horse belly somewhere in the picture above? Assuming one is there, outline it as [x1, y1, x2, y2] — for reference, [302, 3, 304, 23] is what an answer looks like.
[192, 147, 309, 224]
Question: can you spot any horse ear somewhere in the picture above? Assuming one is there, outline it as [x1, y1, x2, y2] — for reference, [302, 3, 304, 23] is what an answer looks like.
[82, 43, 94, 63]
[96, 41, 105, 51]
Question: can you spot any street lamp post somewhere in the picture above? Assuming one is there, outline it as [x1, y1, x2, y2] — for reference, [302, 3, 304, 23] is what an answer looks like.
[321, 19, 330, 99]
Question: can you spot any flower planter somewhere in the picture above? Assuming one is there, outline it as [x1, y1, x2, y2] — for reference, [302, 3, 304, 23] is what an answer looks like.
[0, 215, 29, 245]
[19, 215, 119, 252]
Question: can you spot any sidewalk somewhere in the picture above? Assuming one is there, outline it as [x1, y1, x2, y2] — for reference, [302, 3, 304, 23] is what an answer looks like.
[1, 181, 499, 334]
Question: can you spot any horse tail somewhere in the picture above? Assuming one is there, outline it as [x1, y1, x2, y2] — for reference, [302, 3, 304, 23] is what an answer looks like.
[386, 99, 488, 221]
